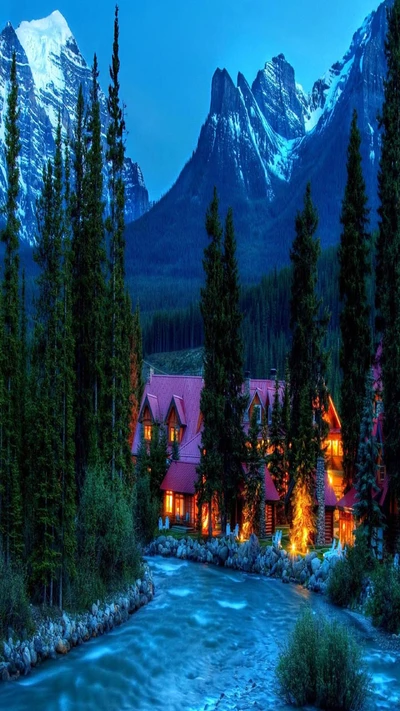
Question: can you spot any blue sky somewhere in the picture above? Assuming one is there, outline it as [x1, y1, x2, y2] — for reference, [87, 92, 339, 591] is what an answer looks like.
[2, 0, 380, 200]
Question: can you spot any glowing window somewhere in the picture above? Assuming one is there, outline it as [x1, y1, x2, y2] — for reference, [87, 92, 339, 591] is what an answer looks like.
[165, 491, 173, 514]
[144, 424, 152, 440]
[169, 426, 179, 442]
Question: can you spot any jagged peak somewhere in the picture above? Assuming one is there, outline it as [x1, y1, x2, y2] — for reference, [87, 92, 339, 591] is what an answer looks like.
[210, 68, 237, 115]
[17, 10, 73, 47]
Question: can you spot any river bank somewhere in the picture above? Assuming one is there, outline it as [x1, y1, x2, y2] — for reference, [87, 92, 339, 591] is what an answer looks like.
[145, 533, 339, 593]
[0, 565, 154, 682]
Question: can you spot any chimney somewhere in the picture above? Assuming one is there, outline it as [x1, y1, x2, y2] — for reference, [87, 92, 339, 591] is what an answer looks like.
[149, 366, 154, 383]
[244, 370, 251, 392]
[270, 368, 277, 379]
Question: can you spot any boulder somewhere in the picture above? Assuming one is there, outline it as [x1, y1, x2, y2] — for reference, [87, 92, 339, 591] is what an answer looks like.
[55, 638, 69, 655]
[311, 557, 321, 575]
[218, 546, 229, 564]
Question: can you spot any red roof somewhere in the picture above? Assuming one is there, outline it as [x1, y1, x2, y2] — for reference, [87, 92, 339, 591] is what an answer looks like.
[324, 472, 338, 508]
[265, 467, 280, 502]
[336, 487, 358, 510]
[160, 461, 198, 494]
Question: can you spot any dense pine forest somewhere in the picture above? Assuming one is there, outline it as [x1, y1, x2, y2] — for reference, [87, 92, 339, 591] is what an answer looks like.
[142, 244, 376, 405]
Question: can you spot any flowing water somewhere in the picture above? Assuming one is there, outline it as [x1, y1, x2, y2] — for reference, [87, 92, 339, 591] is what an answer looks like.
[1, 556, 400, 710]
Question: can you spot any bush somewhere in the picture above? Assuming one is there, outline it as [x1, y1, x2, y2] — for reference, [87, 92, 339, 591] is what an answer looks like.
[327, 532, 375, 608]
[0, 554, 32, 639]
[276, 607, 370, 710]
[367, 563, 400, 634]
[73, 466, 142, 608]
[134, 473, 160, 544]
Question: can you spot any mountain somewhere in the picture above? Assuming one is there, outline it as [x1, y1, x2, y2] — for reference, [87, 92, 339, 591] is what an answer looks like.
[126, 0, 388, 307]
[0, 10, 149, 243]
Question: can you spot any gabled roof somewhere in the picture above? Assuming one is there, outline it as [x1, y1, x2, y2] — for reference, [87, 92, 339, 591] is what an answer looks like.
[166, 395, 187, 426]
[337, 475, 389, 511]
[132, 375, 203, 456]
[242, 463, 280, 502]
[324, 472, 338, 508]
[160, 461, 197, 494]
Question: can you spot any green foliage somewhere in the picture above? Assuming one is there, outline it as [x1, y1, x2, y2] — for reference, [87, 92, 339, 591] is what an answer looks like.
[289, 185, 329, 493]
[0, 553, 32, 639]
[367, 563, 400, 634]
[105, 6, 132, 481]
[77, 466, 140, 602]
[276, 607, 370, 710]
[134, 473, 159, 545]
[147, 422, 168, 501]
[353, 371, 384, 549]
[327, 532, 375, 608]
[0, 51, 23, 563]
[339, 110, 372, 490]
[243, 409, 264, 536]
[376, 0, 400, 500]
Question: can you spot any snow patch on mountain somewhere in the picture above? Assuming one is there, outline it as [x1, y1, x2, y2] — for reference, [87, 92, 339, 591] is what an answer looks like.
[16, 11, 73, 94]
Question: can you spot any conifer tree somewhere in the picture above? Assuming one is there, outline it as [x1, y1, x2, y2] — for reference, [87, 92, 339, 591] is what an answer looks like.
[196, 188, 225, 537]
[339, 110, 371, 490]
[128, 304, 143, 451]
[243, 409, 264, 536]
[353, 371, 384, 550]
[71, 84, 87, 491]
[0, 52, 23, 563]
[147, 423, 168, 503]
[268, 374, 286, 497]
[105, 6, 132, 480]
[221, 207, 246, 528]
[375, 0, 400, 501]
[289, 184, 329, 478]
[83, 54, 107, 464]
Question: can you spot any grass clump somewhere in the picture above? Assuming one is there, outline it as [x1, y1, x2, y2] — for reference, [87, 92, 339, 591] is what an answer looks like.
[367, 562, 400, 634]
[327, 532, 374, 608]
[0, 553, 32, 639]
[276, 607, 370, 710]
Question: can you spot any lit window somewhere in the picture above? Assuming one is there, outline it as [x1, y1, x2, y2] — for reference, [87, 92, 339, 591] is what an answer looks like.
[169, 426, 179, 442]
[165, 491, 173, 514]
[144, 424, 152, 440]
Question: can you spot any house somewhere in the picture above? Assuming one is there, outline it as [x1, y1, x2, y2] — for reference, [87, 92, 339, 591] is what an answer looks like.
[132, 371, 340, 540]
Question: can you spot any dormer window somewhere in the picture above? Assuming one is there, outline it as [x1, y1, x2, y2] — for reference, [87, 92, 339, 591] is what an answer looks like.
[144, 424, 152, 441]
[254, 405, 262, 424]
[169, 426, 179, 443]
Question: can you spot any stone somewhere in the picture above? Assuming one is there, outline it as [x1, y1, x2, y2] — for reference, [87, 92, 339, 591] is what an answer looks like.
[91, 603, 98, 616]
[218, 546, 229, 564]
[2, 642, 11, 660]
[319, 560, 330, 581]
[299, 570, 307, 585]
[309, 574, 316, 589]
[311, 557, 321, 575]
[55, 638, 69, 655]
[0, 663, 10, 682]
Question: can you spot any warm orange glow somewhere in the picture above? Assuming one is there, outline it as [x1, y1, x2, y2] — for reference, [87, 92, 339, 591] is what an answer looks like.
[202, 506, 209, 533]
[144, 424, 152, 440]
[165, 491, 173, 514]
[242, 521, 251, 539]
[328, 474, 333, 485]
[291, 481, 315, 553]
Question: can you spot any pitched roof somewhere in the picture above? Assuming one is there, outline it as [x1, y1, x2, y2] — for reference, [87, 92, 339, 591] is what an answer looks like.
[324, 472, 338, 508]
[241, 463, 280, 502]
[337, 476, 389, 511]
[160, 461, 197, 494]
[133, 375, 203, 456]
[336, 487, 358, 510]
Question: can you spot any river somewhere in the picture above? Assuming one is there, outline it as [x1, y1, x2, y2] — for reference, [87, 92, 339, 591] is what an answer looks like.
[1, 556, 400, 710]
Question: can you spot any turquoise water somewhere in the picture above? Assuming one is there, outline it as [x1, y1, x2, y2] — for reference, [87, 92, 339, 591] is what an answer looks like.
[0, 556, 399, 710]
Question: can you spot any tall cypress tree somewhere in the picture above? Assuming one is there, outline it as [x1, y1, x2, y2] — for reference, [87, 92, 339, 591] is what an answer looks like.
[105, 6, 132, 480]
[221, 207, 246, 528]
[71, 84, 87, 492]
[268, 374, 286, 497]
[0, 52, 23, 563]
[128, 304, 143, 451]
[289, 184, 328, 477]
[243, 409, 264, 536]
[289, 185, 328, 542]
[339, 110, 371, 491]
[375, 0, 400, 502]
[196, 188, 225, 537]
[353, 370, 384, 550]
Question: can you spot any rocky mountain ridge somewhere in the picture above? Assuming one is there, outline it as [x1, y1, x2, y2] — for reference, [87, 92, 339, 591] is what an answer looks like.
[0, 10, 149, 243]
[126, 0, 389, 306]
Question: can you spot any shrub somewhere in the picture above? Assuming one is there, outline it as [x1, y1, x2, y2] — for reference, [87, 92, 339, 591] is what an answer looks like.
[73, 466, 142, 608]
[134, 473, 160, 544]
[0, 554, 32, 639]
[367, 563, 400, 634]
[276, 607, 370, 710]
[327, 532, 375, 608]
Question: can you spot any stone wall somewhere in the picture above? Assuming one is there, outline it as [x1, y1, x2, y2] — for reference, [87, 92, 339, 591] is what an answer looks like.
[0, 566, 154, 682]
[146, 534, 341, 593]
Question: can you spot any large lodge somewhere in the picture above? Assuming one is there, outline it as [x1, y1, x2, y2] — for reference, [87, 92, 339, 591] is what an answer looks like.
[132, 365, 393, 546]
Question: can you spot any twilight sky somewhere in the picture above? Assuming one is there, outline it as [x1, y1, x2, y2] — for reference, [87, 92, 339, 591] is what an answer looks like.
[2, 0, 380, 200]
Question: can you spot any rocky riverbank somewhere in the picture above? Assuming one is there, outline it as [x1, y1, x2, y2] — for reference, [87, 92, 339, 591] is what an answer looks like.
[146, 534, 340, 593]
[0, 566, 154, 682]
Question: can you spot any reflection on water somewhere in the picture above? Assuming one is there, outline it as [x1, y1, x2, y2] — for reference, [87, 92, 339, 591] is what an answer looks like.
[0, 555, 399, 710]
